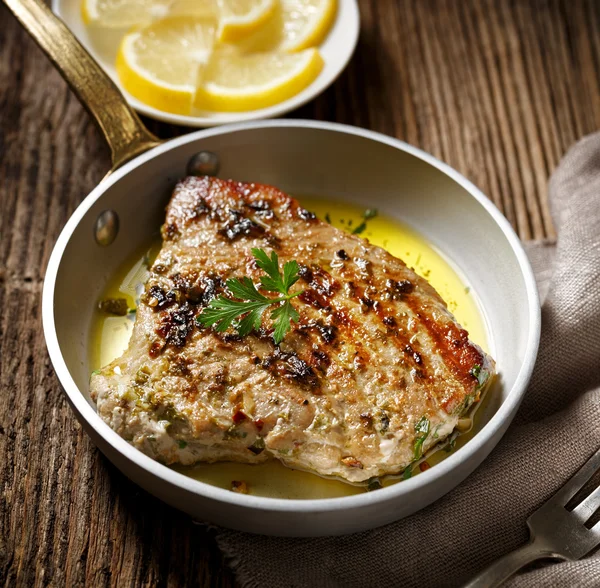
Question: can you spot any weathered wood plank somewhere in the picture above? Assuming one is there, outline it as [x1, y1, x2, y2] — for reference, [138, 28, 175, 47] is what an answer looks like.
[1, 0, 598, 586]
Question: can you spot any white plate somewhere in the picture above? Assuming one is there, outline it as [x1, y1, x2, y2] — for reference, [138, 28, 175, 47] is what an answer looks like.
[52, 0, 360, 127]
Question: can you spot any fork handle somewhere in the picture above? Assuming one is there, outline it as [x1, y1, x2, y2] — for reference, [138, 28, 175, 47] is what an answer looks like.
[463, 540, 563, 588]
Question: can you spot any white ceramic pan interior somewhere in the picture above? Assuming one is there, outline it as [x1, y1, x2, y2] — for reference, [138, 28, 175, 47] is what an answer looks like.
[43, 120, 541, 536]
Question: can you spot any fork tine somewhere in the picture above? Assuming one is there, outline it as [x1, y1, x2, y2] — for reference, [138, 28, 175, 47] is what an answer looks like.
[551, 447, 600, 506]
[590, 518, 600, 539]
[572, 484, 600, 522]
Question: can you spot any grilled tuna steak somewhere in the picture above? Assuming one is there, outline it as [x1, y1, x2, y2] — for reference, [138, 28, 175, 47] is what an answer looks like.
[91, 176, 494, 483]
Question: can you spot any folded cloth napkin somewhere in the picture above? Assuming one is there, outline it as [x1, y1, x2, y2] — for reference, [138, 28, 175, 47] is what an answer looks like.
[214, 132, 600, 588]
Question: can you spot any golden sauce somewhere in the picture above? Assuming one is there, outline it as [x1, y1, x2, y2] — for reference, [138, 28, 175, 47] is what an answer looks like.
[90, 197, 491, 498]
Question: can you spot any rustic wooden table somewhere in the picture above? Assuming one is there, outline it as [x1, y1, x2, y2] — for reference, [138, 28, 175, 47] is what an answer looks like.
[1, 0, 598, 585]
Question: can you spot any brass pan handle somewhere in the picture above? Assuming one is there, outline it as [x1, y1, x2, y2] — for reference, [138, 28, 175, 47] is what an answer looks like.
[3, 0, 162, 171]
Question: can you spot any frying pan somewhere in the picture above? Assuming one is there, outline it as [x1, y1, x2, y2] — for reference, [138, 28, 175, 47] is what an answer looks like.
[4, 0, 541, 536]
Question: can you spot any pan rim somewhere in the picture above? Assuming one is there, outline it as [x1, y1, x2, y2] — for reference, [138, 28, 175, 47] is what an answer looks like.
[42, 119, 541, 514]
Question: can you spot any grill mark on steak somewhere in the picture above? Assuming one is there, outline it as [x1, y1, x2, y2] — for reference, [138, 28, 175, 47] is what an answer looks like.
[299, 289, 332, 311]
[188, 197, 210, 220]
[298, 265, 339, 311]
[155, 302, 197, 349]
[145, 285, 177, 310]
[170, 273, 224, 306]
[385, 278, 414, 299]
[297, 207, 317, 221]
[246, 199, 275, 220]
[219, 211, 267, 241]
[315, 322, 337, 343]
[404, 344, 423, 365]
[296, 320, 338, 344]
[310, 349, 330, 372]
[261, 347, 320, 390]
[149, 271, 226, 352]
[367, 288, 431, 376]
[162, 223, 180, 241]
[300, 273, 431, 377]
[403, 297, 484, 390]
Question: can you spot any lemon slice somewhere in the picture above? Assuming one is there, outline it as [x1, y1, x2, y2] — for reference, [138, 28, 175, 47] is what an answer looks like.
[277, 0, 337, 52]
[116, 17, 216, 115]
[227, 0, 337, 53]
[217, 0, 277, 43]
[194, 48, 323, 112]
[82, 0, 173, 27]
[82, 0, 216, 27]
[169, 0, 216, 18]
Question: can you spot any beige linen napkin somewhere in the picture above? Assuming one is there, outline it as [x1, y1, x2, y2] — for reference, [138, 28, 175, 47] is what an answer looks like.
[214, 132, 600, 588]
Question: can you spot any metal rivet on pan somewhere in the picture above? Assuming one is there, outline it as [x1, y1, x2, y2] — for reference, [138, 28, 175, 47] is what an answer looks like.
[187, 151, 220, 177]
[94, 210, 119, 246]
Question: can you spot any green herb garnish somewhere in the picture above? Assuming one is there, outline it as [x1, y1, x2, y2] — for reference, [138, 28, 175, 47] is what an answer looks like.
[352, 208, 378, 235]
[413, 416, 430, 459]
[445, 435, 457, 453]
[325, 213, 332, 224]
[352, 222, 367, 235]
[402, 466, 413, 480]
[177, 439, 188, 449]
[197, 248, 303, 345]
[248, 437, 265, 455]
[363, 208, 378, 220]
[224, 426, 247, 440]
[470, 364, 489, 388]
[367, 477, 383, 491]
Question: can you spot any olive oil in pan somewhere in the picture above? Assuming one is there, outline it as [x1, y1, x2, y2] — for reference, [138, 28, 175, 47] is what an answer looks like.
[90, 197, 491, 498]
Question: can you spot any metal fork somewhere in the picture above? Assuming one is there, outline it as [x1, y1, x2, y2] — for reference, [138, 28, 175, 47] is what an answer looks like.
[465, 447, 600, 587]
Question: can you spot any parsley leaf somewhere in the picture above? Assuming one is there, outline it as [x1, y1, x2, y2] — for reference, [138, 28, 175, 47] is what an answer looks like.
[445, 435, 457, 453]
[351, 221, 367, 235]
[197, 249, 303, 344]
[227, 276, 272, 303]
[252, 249, 284, 292]
[198, 297, 271, 334]
[413, 416, 430, 459]
[282, 260, 301, 292]
[351, 208, 378, 235]
[470, 364, 489, 388]
[270, 300, 300, 344]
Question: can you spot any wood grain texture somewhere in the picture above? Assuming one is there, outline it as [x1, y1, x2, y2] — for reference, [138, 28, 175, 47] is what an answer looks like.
[1, 0, 598, 586]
